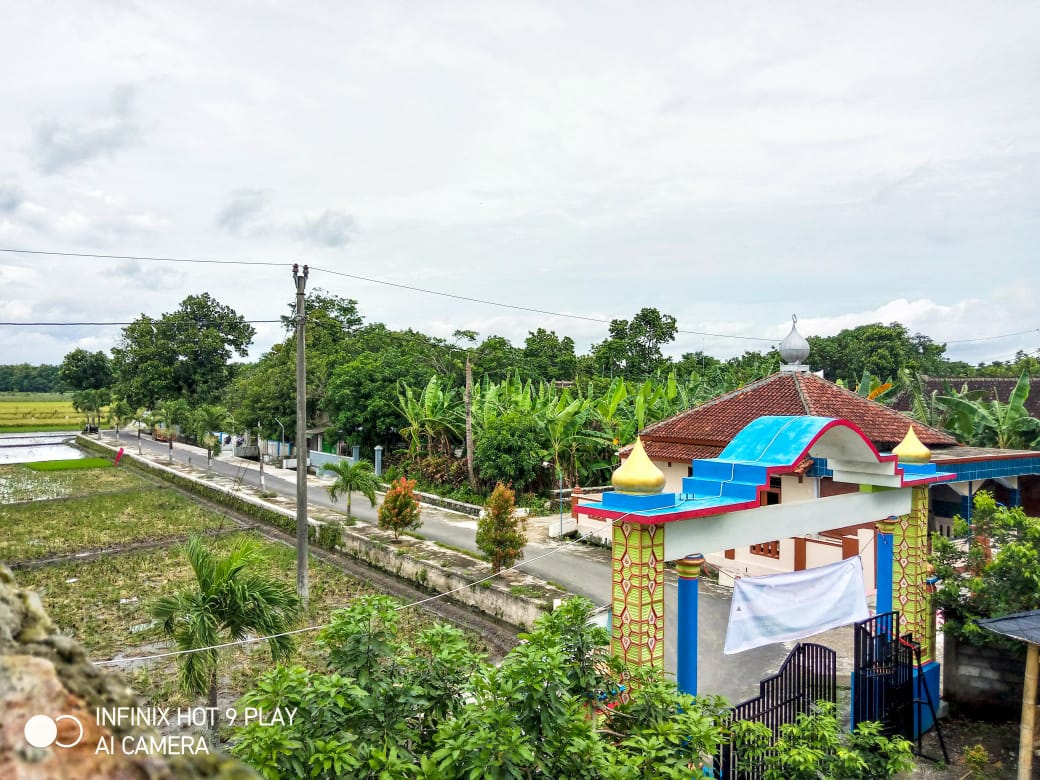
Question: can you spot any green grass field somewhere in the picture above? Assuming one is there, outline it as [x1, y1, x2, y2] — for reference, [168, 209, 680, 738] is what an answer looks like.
[0, 464, 230, 562]
[6, 464, 486, 711]
[0, 393, 90, 432]
[26, 458, 113, 471]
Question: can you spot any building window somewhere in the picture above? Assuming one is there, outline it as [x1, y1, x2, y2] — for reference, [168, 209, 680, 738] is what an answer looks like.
[751, 540, 781, 559]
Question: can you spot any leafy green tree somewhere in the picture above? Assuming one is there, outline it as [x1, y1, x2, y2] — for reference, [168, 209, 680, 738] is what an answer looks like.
[472, 335, 521, 382]
[0, 363, 62, 392]
[476, 483, 527, 572]
[808, 322, 947, 384]
[111, 293, 255, 408]
[932, 491, 1040, 646]
[321, 458, 379, 519]
[377, 476, 421, 540]
[590, 307, 678, 379]
[521, 328, 578, 382]
[472, 412, 542, 491]
[150, 536, 301, 716]
[59, 348, 112, 391]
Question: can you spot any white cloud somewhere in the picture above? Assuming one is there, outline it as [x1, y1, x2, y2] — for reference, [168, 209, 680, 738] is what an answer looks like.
[0, 1, 1035, 367]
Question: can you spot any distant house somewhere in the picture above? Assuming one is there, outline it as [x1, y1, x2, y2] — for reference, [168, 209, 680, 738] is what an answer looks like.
[891, 375, 1040, 419]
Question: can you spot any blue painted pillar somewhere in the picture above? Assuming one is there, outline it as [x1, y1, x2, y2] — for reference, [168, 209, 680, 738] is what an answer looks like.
[676, 553, 704, 697]
[960, 481, 973, 522]
[876, 521, 895, 616]
[1010, 488, 1021, 508]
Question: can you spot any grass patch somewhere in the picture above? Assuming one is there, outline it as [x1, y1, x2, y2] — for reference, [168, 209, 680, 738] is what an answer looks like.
[16, 531, 489, 710]
[432, 539, 485, 560]
[1, 483, 231, 562]
[26, 458, 113, 472]
[0, 462, 141, 504]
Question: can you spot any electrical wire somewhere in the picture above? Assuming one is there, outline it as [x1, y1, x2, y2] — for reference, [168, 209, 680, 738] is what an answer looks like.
[0, 247, 289, 268]
[308, 265, 776, 343]
[0, 246, 777, 343]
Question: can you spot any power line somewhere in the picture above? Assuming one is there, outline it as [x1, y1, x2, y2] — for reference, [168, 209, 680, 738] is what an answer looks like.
[0, 247, 289, 268]
[309, 265, 776, 343]
[2, 245, 775, 342]
[946, 327, 1040, 345]
[0, 320, 282, 326]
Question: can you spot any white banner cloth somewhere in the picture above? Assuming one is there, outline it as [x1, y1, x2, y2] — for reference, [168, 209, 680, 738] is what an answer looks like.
[723, 556, 869, 654]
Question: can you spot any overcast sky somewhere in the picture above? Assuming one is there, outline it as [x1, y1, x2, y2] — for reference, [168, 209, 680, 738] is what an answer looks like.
[1, 1, 1037, 369]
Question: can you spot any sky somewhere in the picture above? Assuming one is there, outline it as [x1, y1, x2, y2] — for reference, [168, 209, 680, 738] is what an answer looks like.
[1, 1, 1038, 369]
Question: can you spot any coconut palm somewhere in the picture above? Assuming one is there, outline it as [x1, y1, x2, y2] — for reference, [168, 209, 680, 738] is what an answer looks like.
[321, 458, 379, 519]
[150, 536, 301, 718]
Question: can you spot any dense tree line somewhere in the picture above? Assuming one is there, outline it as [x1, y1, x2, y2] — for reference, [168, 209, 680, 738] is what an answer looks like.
[0, 363, 61, 392]
[4, 292, 1037, 475]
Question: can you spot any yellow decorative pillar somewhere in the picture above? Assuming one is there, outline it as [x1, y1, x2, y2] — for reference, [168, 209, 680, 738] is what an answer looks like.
[609, 436, 667, 669]
[612, 522, 665, 668]
[891, 426, 937, 663]
[891, 485, 934, 662]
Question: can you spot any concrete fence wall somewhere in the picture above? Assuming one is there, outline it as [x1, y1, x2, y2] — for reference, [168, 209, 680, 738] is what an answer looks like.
[943, 634, 1033, 719]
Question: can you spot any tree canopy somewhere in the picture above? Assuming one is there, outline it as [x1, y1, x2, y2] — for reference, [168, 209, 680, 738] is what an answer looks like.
[111, 293, 255, 408]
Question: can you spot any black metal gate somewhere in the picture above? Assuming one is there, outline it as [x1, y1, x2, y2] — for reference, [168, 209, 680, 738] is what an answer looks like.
[718, 642, 837, 778]
[851, 611, 915, 740]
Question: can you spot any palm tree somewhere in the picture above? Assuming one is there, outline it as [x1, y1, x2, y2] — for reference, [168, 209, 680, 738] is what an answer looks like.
[109, 399, 134, 439]
[192, 404, 231, 457]
[321, 458, 379, 519]
[150, 536, 301, 719]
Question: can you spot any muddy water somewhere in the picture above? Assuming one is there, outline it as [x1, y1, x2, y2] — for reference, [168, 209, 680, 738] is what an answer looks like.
[0, 432, 84, 465]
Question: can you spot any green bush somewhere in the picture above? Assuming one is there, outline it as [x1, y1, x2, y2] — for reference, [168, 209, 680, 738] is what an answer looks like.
[932, 490, 1040, 648]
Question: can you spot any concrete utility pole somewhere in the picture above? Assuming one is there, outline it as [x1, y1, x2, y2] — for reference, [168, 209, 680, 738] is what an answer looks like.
[292, 263, 310, 607]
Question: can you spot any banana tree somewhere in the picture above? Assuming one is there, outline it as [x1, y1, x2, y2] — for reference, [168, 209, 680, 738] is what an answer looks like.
[938, 372, 1040, 449]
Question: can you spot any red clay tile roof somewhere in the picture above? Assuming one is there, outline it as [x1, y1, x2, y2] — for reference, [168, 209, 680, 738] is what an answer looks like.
[640, 441, 722, 463]
[635, 371, 957, 454]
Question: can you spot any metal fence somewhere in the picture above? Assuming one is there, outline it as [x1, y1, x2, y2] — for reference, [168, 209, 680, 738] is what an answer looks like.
[717, 642, 837, 778]
[851, 611, 915, 740]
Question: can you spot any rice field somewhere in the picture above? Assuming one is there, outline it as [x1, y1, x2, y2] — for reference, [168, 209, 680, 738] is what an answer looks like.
[0, 393, 90, 432]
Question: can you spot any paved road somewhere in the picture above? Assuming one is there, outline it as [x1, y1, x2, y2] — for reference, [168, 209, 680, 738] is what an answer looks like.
[103, 429, 789, 702]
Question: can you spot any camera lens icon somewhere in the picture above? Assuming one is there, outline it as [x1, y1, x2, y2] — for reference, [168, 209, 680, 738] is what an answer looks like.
[24, 714, 84, 749]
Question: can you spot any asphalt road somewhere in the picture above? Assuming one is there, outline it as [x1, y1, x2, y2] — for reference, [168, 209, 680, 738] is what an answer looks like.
[105, 429, 789, 702]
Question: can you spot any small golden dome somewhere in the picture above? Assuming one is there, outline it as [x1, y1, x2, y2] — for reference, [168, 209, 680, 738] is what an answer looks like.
[893, 426, 931, 464]
[612, 437, 666, 495]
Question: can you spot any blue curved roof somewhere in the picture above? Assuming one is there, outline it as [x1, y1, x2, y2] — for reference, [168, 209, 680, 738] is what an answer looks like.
[717, 416, 837, 465]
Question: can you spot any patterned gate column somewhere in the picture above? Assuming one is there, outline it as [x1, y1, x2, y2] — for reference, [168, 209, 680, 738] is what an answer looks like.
[612, 522, 665, 669]
[891, 485, 935, 663]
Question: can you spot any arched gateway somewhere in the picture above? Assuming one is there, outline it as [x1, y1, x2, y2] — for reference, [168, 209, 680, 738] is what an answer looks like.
[579, 415, 955, 709]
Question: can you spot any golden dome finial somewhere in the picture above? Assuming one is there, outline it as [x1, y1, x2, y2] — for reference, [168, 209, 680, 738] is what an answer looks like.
[612, 437, 666, 495]
[893, 426, 931, 464]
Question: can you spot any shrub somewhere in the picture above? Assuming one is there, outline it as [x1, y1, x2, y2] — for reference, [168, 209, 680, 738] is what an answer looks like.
[377, 477, 421, 541]
[931, 490, 1040, 648]
[476, 483, 527, 573]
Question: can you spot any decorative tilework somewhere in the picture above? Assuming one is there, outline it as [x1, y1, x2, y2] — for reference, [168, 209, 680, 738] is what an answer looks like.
[890, 486, 935, 663]
[612, 522, 665, 669]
